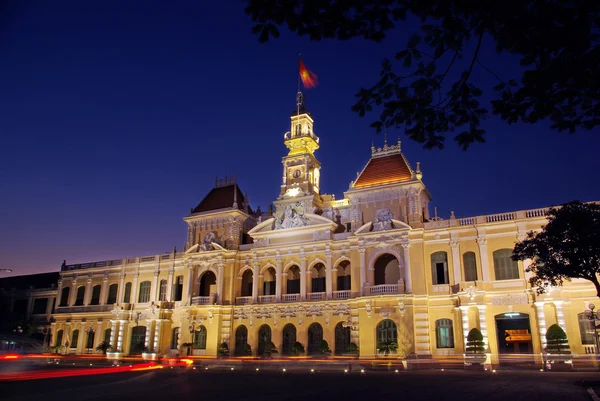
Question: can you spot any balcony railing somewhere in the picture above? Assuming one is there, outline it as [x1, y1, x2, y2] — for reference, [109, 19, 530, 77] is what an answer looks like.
[54, 304, 113, 314]
[369, 284, 398, 295]
[282, 294, 299, 302]
[191, 296, 211, 305]
[236, 296, 252, 305]
[61, 252, 185, 271]
[308, 292, 325, 301]
[259, 295, 275, 304]
[333, 290, 350, 300]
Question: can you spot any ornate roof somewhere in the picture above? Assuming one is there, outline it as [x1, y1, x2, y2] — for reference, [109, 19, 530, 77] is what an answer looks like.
[353, 141, 415, 189]
[191, 179, 251, 214]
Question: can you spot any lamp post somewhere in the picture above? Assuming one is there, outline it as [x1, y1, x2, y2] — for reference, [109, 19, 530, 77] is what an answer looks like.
[584, 303, 600, 355]
[85, 325, 96, 354]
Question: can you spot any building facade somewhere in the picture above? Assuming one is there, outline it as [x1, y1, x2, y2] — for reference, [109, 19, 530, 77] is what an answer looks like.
[51, 95, 599, 363]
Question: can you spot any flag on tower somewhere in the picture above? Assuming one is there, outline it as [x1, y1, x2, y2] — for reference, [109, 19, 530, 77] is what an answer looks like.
[299, 58, 318, 89]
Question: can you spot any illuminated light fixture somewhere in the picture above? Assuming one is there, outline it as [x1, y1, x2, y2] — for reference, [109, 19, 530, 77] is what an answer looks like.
[540, 368, 543, 372]
[205, 367, 209, 370]
[441, 369, 444, 372]
[394, 369, 399, 373]
[492, 369, 497, 373]
[231, 367, 234, 371]
[72, 363, 75, 365]
[344, 369, 348, 373]
[310, 369, 314, 373]
[256, 368, 260, 371]
[360, 369, 365, 374]
[193, 367, 196, 370]
[90, 364, 93, 366]
[282, 368, 286, 372]
[504, 312, 521, 318]
[285, 187, 302, 198]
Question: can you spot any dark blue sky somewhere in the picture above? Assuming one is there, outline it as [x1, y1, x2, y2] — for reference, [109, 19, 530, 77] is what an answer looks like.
[2, 1, 599, 276]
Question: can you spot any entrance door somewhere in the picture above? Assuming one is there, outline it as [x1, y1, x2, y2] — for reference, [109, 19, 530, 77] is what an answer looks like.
[495, 312, 533, 354]
[130, 326, 146, 354]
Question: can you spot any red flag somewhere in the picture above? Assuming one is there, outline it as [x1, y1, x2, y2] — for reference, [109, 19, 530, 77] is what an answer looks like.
[299, 59, 318, 89]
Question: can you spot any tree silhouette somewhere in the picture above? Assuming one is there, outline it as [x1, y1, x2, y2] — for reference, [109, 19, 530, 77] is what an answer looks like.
[245, 1, 600, 150]
[513, 201, 600, 296]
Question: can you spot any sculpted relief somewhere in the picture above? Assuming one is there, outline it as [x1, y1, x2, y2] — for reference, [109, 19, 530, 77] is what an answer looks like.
[372, 208, 394, 232]
[274, 202, 311, 230]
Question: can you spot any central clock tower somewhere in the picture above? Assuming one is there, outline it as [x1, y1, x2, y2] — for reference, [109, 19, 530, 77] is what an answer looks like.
[277, 92, 322, 209]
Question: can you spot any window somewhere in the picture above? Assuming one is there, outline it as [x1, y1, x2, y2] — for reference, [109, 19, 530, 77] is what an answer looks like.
[295, 124, 301, 136]
[311, 263, 326, 293]
[436, 319, 454, 348]
[104, 328, 111, 345]
[75, 286, 85, 306]
[90, 285, 101, 305]
[32, 298, 48, 315]
[493, 249, 519, 280]
[377, 319, 397, 346]
[123, 282, 132, 303]
[578, 313, 596, 345]
[431, 252, 449, 285]
[107, 284, 118, 304]
[173, 276, 183, 301]
[60, 287, 70, 307]
[193, 326, 207, 349]
[86, 330, 95, 349]
[159, 279, 167, 301]
[337, 260, 351, 291]
[71, 329, 79, 348]
[55, 330, 64, 347]
[138, 281, 151, 303]
[463, 252, 478, 282]
[287, 266, 300, 294]
[171, 328, 180, 349]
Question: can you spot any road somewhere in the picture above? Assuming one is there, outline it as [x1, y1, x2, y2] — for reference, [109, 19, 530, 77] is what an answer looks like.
[1, 368, 599, 401]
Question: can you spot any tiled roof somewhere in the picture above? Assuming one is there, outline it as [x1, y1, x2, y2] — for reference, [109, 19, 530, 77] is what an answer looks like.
[191, 184, 251, 214]
[353, 153, 413, 189]
[0, 272, 59, 291]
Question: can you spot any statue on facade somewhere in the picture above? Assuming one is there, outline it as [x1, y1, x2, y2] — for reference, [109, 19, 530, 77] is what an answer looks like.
[198, 231, 219, 252]
[372, 208, 394, 231]
[274, 203, 311, 230]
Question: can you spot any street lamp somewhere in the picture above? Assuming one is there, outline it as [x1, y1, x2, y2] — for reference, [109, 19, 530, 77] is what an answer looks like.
[85, 325, 96, 354]
[584, 303, 600, 354]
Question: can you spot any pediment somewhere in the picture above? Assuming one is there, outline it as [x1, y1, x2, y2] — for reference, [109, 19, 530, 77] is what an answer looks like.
[185, 242, 227, 254]
[354, 219, 411, 235]
[248, 213, 338, 242]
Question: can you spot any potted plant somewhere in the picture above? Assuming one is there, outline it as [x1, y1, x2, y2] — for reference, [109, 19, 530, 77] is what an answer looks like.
[217, 342, 229, 358]
[318, 340, 332, 356]
[377, 340, 398, 356]
[544, 324, 572, 369]
[464, 328, 487, 367]
[265, 341, 278, 358]
[347, 342, 359, 356]
[292, 341, 305, 356]
[95, 341, 111, 354]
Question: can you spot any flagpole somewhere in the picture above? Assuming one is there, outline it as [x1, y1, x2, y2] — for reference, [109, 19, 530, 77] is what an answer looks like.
[296, 53, 301, 135]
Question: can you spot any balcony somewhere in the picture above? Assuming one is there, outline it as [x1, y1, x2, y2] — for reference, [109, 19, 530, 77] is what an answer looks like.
[236, 296, 252, 305]
[258, 295, 275, 304]
[307, 292, 325, 301]
[191, 296, 211, 305]
[368, 284, 399, 295]
[54, 304, 113, 314]
[333, 290, 350, 300]
[282, 294, 299, 302]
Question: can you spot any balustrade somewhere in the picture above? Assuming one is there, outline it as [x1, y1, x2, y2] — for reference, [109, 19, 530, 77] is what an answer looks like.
[369, 284, 398, 295]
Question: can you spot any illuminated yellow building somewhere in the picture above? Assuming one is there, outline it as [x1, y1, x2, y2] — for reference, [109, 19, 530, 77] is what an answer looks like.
[51, 94, 599, 364]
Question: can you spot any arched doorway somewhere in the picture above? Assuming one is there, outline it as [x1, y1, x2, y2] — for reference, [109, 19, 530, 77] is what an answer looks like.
[495, 312, 533, 354]
[282, 324, 296, 355]
[373, 254, 400, 285]
[199, 271, 217, 297]
[263, 267, 276, 296]
[241, 270, 253, 297]
[376, 319, 398, 354]
[335, 322, 351, 354]
[234, 325, 248, 356]
[257, 324, 271, 356]
[130, 326, 146, 354]
[307, 323, 324, 355]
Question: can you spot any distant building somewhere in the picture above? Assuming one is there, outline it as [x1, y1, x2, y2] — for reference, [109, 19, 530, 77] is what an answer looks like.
[0, 272, 58, 351]
[47, 94, 597, 363]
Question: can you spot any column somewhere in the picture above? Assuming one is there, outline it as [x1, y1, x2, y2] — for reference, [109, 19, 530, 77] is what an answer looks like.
[131, 273, 140, 304]
[275, 258, 282, 302]
[151, 270, 160, 303]
[450, 239, 461, 284]
[183, 265, 194, 305]
[84, 278, 92, 305]
[145, 320, 153, 350]
[26, 297, 33, 320]
[554, 301, 567, 332]
[153, 320, 162, 353]
[56, 280, 64, 307]
[110, 320, 118, 350]
[402, 243, 413, 294]
[325, 253, 333, 299]
[300, 255, 307, 301]
[95, 321, 104, 349]
[117, 320, 127, 352]
[459, 306, 470, 351]
[166, 267, 175, 302]
[359, 247, 366, 296]
[117, 273, 125, 304]
[476, 305, 489, 350]
[46, 296, 55, 315]
[100, 277, 108, 305]
[69, 280, 77, 306]
[251, 266, 259, 303]
[477, 237, 491, 281]
[217, 262, 224, 304]
[534, 302, 547, 350]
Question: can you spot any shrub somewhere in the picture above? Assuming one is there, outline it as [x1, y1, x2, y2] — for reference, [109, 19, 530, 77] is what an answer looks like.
[466, 328, 485, 353]
[265, 341, 278, 356]
[377, 340, 398, 355]
[292, 341, 305, 356]
[95, 341, 111, 354]
[319, 340, 332, 355]
[243, 343, 252, 356]
[218, 342, 229, 357]
[347, 342, 359, 354]
[545, 324, 570, 354]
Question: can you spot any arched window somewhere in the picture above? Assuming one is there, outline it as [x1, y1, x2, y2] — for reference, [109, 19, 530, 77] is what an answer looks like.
[55, 329, 64, 346]
[138, 281, 151, 303]
[158, 279, 167, 301]
[307, 323, 324, 355]
[463, 252, 478, 282]
[104, 328, 111, 345]
[376, 319, 397, 348]
[493, 249, 519, 280]
[436, 319, 454, 348]
[71, 329, 79, 348]
[578, 313, 596, 345]
[311, 263, 326, 293]
[59, 287, 70, 307]
[374, 254, 400, 285]
[235, 325, 249, 356]
[263, 268, 276, 296]
[199, 272, 216, 297]
[282, 324, 296, 356]
[241, 270, 253, 297]
[257, 325, 271, 356]
[107, 284, 118, 304]
[287, 265, 300, 294]
[173, 276, 183, 301]
[75, 286, 85, 306]
[171, 327, 180, 350]
[123, 282, 132, 303]
[295, 124, 301, 136]
[90, 285, 101, 305]
[337, 260, 351, 291]
[193, 326, 207, 350]
[335, 322, 351, 354]
[431, 251, 449, 285]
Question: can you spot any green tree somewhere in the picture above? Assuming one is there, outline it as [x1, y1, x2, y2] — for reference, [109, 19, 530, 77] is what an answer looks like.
[318, 339, 331, 355]
[245, 1, 600, 150]
[465, 328, 485, 353]
[243, 343, 253, 356]
[545, 324, 570, 354]
[95, 341, 111, 354]
[218, 342, 229, 357]
[512, 201, 600, 296]
[292, 341, 305, 356]
[377, 340, 398, 355]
